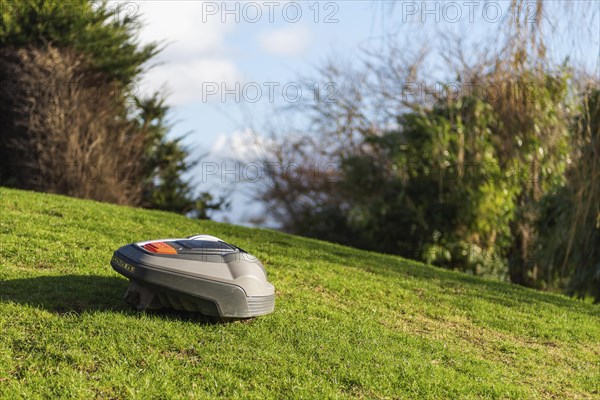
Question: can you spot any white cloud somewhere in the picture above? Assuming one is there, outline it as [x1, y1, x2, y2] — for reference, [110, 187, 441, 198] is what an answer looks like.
[210, 129, 275, 162]
[121, 1, 240, 105]
[136, 1, 235, 60]
[258, 25, 311, 57]
[141, 59, 240, 105]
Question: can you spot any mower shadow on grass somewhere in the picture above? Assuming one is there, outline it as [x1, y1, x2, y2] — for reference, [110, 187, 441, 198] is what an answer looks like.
[0, 274, 231, 324]
[0, 274, 128, 314]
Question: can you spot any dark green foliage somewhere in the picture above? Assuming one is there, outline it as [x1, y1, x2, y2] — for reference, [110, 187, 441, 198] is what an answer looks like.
[0, 0, 158, 85]
[262, 71, 578, 288]
[312, 95, 517, 277]
[258, 0, 596, 301]
[537, 89, 600, 301]
[134, 94, 227, 218]
[0, 0, 223, 218]
[497, 71, 572, 287]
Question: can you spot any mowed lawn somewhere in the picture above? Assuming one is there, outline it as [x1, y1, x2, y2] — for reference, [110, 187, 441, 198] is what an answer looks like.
[0, 187, 598, 399]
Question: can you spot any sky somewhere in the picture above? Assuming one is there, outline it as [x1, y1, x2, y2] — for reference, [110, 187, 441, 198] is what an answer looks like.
[115, 0, 600, 225]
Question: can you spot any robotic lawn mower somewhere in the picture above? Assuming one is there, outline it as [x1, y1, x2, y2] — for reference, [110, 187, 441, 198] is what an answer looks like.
[111, 235, 275, 319]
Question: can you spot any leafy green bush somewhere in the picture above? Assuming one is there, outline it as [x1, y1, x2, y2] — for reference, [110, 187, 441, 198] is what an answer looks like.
[0, 0, 222, 218]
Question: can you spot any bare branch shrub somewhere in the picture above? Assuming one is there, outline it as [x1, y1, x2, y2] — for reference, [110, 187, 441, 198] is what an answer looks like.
[255, 0, 597, 290]
[0, 45, 144, 205]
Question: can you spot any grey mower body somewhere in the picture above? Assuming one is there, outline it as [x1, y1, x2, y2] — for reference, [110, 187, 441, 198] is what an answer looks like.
[111, 235, 274, 319]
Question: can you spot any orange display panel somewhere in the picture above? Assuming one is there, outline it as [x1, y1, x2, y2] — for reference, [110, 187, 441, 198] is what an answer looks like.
[142, 241, 177, 254]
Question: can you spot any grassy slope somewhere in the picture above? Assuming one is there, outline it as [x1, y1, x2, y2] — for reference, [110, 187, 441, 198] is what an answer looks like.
[0, 188, 598, 399]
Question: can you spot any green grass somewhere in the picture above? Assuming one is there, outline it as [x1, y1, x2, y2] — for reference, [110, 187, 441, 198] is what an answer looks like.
[0, 187, 598, 399]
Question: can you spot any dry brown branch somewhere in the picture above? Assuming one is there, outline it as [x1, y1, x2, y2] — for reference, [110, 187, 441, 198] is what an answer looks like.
[0, 45, 145, 205]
